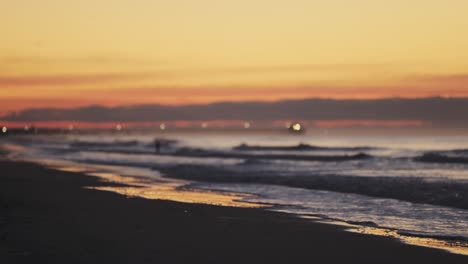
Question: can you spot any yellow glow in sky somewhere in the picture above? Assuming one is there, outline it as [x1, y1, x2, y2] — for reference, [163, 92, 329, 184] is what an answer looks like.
[1, 0, 468, 113]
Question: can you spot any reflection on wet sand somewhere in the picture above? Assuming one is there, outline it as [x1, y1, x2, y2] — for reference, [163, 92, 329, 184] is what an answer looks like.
[85, 172, 263, 208]
[350, 226, 468, 256]
[304, 218, 468, 256]
[41, 160, 264, 208]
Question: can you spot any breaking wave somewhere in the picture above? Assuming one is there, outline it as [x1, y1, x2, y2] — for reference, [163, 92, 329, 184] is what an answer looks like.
[415, 153, 468, 164]
[156, 164, 468, 210]
[233, 143, 379, 152]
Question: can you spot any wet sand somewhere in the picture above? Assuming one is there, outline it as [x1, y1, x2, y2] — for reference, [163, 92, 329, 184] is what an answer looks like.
[0, 160, 467, 263]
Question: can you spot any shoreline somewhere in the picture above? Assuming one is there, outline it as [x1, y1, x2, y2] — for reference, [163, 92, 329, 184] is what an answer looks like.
[25, 158, 468, 255]
[1, 159, 467, 263]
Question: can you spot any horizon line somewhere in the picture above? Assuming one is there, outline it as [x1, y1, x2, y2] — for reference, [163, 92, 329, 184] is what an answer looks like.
[3, 95, 467, 114]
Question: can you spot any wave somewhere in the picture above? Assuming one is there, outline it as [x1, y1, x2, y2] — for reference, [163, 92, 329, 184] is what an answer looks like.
[233, 143, 378, 152]
[65, 144, 374, 162]
[415, 153, 468, 164]
[240, 158, 271, 165]
[70, 138, 178, 149]
[70, 140, 141, 148]
[156, 164, 468, 210]
[345, 220, 379, 227]
[448, 148, 468, 155]
[173, 147, 373, 162]
[396, 231, 468, 242]
[144, 138, 179, 148]
[436, 148, 468, 155]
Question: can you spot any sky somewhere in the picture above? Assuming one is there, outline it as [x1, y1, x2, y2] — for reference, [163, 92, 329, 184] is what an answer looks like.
[1, 0, 468, 115]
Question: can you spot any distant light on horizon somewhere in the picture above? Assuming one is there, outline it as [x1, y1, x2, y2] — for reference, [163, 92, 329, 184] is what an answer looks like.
[68, 124, 74, 131]
[24, 125, 29, 131]
[292, 123, 302, 131]
[201, 122, 208, 129]
[244, 122, 251, 129]
[116, 124, 122, 131]
[160, 123, 166, 130]
[2, 126, 7, 133]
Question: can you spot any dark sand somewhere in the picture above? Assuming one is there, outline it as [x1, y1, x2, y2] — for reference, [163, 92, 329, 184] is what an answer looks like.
[0, 160, 467, 264]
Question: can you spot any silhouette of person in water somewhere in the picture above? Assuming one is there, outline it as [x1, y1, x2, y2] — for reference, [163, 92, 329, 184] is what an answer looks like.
[154, 140, 161, 154]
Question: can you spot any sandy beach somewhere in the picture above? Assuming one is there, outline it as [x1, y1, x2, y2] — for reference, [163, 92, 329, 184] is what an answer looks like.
[3, 0, 468, 262]
[0, 159, 467, 264]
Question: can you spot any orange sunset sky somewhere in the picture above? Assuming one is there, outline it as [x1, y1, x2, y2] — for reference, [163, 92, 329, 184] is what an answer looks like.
[1, 0, 468, 115]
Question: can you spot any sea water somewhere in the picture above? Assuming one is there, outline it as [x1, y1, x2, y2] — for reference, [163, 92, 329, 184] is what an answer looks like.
[4, 131, 468, 244]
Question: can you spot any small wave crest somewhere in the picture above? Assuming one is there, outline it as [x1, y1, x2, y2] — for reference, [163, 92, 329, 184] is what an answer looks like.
[415, 153, 468, 164]
[173, 147, 373, 162]
[70, 140, 141, 148]
[233, 143, 378, 152]
[69, 138, 178, 149]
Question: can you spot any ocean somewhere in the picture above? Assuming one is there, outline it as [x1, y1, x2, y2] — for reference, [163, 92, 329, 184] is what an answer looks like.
[3, 130, 468, 252]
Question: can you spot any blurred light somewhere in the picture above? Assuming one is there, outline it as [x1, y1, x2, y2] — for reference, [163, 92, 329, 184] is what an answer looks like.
[244, 122, 251, 129]
[116, 124, 122, 131]
[201, 122, 208, 128]
[2, 126, 7, 133]
[68, 124, 74, 131]
[285, 122, 292, 128]
[24, 125, 30, 131]
[292, 123, 301, 131]
[160, 123, 166, 130]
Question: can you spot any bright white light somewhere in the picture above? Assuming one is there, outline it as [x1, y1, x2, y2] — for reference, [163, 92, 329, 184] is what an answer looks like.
[2, 126, 7, 133]
[292, 123, 301, 131]
[160, 123, 166, 130]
